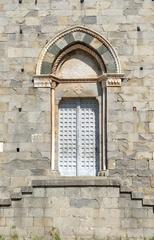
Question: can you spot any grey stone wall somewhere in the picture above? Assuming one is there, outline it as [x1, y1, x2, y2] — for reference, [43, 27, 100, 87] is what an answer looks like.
[0, 0, 154, 238]
[0, 0, 153, 193]
[0, 183, 154, 240]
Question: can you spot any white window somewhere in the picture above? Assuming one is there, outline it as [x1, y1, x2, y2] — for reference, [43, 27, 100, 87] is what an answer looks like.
[58, 98, 99, 176]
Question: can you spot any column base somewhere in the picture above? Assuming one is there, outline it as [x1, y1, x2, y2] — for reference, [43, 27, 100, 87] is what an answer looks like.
[98, 170, 109, 177]
[48, 170, 60, 177]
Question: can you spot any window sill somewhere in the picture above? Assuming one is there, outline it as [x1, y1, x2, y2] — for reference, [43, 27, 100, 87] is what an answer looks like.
[32, 176, 120, 188]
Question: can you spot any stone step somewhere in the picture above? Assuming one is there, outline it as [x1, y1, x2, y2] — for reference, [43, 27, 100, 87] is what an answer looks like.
[0, 177, 154, 210]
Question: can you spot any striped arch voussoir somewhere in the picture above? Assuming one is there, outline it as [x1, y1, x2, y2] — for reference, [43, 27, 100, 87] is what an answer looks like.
[36, 26, 121, 75]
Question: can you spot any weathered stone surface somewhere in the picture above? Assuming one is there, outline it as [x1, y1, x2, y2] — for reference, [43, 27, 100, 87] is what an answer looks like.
[0, 0, 153, 238]
[32, 177, 120, 187]
[0, 199, 11, 206]
[70, 198, 99, 208]
[41, 61, 52, 74]
[82, 16, 97, 24]
[0, 186, 153, 239]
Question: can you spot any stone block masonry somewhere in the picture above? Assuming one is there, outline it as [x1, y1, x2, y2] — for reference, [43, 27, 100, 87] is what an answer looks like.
[0, 179, 154, 240]
[0, 0, 153, 193]
[0, 0, 154, 238]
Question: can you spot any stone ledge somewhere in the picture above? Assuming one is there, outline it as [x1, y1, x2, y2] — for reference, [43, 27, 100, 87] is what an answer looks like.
[10, 192, 22, 200]
[0, 199, 11, 206]
[21, 186, 33, 194]
[143, 198, 154, 206]
[120, 185, 132, 193]
[131, 191, 144, 200]
[32, 177, 120, 187]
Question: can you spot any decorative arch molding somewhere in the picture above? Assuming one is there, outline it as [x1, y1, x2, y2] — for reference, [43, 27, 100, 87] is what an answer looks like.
[33, 26, 125, 175]
[52, 43, 106, 77]
[36, 26, 121, 75]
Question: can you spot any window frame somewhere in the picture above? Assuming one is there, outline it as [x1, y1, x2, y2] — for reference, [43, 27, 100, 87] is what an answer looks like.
[33, 26, 124, 176]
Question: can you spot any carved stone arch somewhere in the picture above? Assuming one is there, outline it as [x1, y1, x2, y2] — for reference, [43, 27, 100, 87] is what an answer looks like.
[36, 26, 121, 75]
[33, 26, 124, 175]
[52, 43, 106, 78]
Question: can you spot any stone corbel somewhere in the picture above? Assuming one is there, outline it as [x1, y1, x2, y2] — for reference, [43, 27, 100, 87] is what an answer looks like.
[98, 73, 124, 87]
[106, 78, 121, 87]
[106, 73, 124, 87]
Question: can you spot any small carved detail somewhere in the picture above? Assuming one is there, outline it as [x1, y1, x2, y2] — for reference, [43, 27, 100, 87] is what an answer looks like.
[50, 81, 57, 89]
[106, 78, 121, 87]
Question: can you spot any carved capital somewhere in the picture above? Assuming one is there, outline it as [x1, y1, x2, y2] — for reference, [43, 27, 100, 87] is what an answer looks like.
[33, 75, 59, 89]
[51, 81, 57, 89]
[98, 73, 124, 87]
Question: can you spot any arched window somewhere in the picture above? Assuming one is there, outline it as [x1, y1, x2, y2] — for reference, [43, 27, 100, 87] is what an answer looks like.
[34, 26, 123, 176]
[53, 43, 105, 176]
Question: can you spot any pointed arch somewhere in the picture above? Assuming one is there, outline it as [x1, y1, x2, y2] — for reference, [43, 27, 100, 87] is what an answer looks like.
[36, 26, 121, 75]
[52, 43, 106, 78]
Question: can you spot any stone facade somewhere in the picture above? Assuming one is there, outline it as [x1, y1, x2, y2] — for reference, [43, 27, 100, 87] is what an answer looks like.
[0, 0, 154, 239]
[0, 178, 154, 240]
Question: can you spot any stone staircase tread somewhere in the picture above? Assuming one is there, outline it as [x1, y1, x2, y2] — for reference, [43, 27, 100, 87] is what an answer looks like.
[21, 186, 33, 194]
[10, 192, 22, 200]
[120, 185, 132, 193]
[0, 198, 11, 206]
[0, 178, 154, 209]
[143, 197, 154, 206]
[131, 191, 144, 199]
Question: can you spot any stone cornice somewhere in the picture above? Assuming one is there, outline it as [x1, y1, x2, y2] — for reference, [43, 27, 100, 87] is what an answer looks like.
[33, 73, 125, 87]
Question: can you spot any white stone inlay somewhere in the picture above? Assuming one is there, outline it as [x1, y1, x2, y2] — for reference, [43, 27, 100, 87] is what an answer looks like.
[0, 142, 4, 152]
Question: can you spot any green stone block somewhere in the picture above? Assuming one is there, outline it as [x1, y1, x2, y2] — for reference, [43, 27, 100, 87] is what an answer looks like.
[41, 61, 52, 74]
[102, 50, 114, 64]
[106, 62, 117, 73]
[97, 45, 108, 55]
[64, 33, 75, 45]
[83, 33, 93, 45]
[48, 44, 60, 55]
